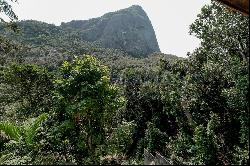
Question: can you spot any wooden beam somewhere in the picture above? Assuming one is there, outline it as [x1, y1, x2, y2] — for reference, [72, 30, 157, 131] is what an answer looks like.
[216, 0, 249, 15]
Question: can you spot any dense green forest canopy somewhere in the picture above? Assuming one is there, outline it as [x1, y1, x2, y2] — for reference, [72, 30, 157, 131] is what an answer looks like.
[0, 1, 249, 165]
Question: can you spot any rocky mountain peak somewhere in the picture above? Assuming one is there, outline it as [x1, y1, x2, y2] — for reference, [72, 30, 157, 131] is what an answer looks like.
[61, 5, 161, 57]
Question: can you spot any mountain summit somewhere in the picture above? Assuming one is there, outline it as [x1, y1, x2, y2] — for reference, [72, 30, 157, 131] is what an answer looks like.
[61, 5, 160, 56]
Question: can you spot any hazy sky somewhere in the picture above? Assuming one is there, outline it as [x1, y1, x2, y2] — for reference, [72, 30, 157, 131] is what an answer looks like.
[9, 0, 211, 57]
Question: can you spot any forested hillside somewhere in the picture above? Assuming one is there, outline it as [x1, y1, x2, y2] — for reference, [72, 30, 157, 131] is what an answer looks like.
[0, 1, 249, 165]
[0, 5, 161, 58]
[0, 17, 176, 78]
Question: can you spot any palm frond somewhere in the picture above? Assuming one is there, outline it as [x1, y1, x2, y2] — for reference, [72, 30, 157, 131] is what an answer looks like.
[0, 154, 13, 165]
[24, 113, 49, 145]
[0, 121, 21, 141]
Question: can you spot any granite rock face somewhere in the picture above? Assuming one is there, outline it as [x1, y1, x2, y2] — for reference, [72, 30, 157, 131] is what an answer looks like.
[61, 5, 160, 57]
